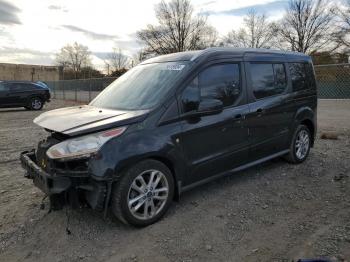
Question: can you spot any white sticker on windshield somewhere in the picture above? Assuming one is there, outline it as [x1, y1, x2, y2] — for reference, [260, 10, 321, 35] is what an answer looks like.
[166, 64, 185, 71]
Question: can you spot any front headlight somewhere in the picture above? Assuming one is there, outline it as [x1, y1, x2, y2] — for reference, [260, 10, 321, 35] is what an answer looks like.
[46, 126, 127, 160]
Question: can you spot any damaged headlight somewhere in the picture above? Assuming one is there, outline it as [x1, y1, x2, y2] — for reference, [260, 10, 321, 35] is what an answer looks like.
[46, 126, 127, 160]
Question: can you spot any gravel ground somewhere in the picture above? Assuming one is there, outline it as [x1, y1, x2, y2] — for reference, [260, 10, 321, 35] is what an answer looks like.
[0, 99, 349, 262]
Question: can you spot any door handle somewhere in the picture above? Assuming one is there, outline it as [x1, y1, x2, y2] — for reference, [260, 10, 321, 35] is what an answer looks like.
[233, 114, 245, 121]
[256, 108, 264, 116]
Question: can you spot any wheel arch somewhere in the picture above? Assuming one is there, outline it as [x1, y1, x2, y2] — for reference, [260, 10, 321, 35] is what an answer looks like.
[114, 155, 181, 201]
[26, 94, 44, 105]
[300, 118, 315, 146]
[293, 106, 316, 147]
[147, 156, 180, 201]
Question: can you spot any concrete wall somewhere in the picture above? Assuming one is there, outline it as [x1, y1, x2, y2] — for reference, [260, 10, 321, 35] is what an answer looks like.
[0, 63, 61, 82]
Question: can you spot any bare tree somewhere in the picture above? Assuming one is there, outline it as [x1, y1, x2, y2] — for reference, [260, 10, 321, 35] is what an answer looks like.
[196, 25, 219, 49]
[223, 10, 276, 48]
[56, 42, 91, 79]
[333, 0, 350, 50]
[131, 48, 149, 66]
[137, 0, 215, 55]
[105, 47, 130, 72]
[276, 0, 335, 54]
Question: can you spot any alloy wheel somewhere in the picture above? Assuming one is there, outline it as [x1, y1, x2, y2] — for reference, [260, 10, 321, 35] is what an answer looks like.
[295, 129, 310, 160]
[31, 99, 42, 110]
[127, 169, 169, 220]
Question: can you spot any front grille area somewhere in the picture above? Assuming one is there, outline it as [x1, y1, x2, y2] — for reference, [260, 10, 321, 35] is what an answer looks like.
[53, 158, 90, 176]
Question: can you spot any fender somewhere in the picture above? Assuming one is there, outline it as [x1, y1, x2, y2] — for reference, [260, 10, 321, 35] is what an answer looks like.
[291, 105, 317, 144]
[88, 123, 187, 186]
[294, 106, 314, 122]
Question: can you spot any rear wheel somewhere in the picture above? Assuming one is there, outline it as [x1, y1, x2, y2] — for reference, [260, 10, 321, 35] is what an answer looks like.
[285, 124, 311, 164]
[28, 97, 43, 110]
[111, 160, 174, 227]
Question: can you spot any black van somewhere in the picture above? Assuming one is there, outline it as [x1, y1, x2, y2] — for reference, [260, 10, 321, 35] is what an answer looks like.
[20, 48, 317, 226]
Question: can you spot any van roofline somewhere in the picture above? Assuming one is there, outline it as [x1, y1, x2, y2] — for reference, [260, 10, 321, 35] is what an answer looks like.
[141, 47, 310, 65]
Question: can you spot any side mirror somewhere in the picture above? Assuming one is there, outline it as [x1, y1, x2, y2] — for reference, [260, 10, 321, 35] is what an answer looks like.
[197, 98, 223, 115]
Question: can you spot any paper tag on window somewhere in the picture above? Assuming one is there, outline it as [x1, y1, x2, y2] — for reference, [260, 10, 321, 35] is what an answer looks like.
[166, 64, 185, 71]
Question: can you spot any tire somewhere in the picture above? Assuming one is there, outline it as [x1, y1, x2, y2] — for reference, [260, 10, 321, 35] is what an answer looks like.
[28, 97, 43, 110]
[285, 124, 311, 164]
[111, 160, 174, 227]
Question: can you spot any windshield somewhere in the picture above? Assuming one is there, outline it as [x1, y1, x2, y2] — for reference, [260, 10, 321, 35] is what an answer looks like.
[90, 62, 188, 110]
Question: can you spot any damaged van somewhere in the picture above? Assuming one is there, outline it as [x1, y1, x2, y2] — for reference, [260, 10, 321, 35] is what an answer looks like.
[21, 48, 317, 226]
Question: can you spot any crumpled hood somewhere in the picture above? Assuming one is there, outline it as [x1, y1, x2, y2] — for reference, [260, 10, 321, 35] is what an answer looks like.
[34, 105, 149, 136]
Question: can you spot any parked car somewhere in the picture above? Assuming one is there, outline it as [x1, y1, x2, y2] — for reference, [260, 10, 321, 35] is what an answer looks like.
[0, 81, 51, 110]
[20, 48, 317, 226]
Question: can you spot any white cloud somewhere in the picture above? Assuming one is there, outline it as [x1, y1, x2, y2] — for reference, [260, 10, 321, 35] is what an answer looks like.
[0, 0, 294, 67]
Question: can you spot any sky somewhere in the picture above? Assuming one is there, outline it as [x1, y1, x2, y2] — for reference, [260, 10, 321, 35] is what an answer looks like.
[0, 0, 291, 70]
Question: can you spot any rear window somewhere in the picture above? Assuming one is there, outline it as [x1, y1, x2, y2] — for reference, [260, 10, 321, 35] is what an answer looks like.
[7, 83, 25, 91]
[21, 83, 37, 90]
[289, 62, 316, 91]
[305, 63, 316, 89]
[250, 63, 287, 99]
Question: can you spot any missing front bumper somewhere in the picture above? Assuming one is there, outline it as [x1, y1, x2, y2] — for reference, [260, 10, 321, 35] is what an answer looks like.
[20, 150, 71, 195]
[20, 150, 107, 211]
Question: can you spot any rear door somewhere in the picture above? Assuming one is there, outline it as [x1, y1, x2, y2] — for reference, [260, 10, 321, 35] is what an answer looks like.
[245, 58, 293, 161]
[7, 83, 31, 106]
[178, 61, 250, 185]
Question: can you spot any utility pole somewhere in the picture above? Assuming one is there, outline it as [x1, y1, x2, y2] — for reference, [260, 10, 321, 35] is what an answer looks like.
[31, 68, 35, 82]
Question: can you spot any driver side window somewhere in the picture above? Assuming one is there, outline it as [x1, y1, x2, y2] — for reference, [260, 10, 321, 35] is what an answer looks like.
[181, 63, 241, 113]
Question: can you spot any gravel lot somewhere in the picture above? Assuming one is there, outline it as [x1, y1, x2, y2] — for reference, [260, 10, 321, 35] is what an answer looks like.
[0, 99, 349, 262]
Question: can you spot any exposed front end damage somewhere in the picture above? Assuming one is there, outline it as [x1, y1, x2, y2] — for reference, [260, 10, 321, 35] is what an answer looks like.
[20, 105, 149, 215]
[20, 134, 110, 213]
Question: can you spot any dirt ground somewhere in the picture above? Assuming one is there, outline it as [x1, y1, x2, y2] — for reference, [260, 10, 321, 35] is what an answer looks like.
[0, 99, 349, 262]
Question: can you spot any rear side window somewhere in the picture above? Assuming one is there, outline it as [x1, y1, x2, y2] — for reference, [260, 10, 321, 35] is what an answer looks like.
[8, 83, 23, 91]
[250, 63, 287, 99]
[289, 62, 315, 91]
[22, 83, 36, 91]
[199, 64, 241, 107]
[305, 63, 316, 89]
[8, 83, 36, 91]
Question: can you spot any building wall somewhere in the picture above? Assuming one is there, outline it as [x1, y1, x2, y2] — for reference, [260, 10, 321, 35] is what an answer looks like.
[0, 63, 61, 82]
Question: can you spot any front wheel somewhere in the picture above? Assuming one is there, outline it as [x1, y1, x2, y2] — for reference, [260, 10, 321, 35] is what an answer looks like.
[285, 124, 311, 164]
[111, 160, 174, 227]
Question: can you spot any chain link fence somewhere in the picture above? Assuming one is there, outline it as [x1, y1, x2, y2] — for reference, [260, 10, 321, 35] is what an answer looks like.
[46, 64, 350, 102]
[314, 64, 350, 99]
[46, 77, 117, 102]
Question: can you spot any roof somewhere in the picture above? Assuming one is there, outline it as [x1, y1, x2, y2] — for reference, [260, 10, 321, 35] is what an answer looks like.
[141, 47, 309, 64]
[1, 80, 37, 84]
[141, 50, 202, 64]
